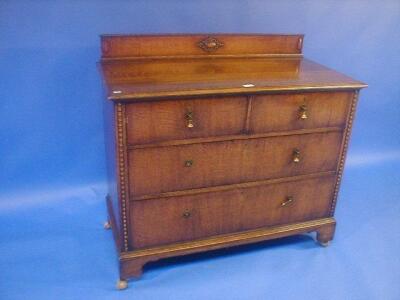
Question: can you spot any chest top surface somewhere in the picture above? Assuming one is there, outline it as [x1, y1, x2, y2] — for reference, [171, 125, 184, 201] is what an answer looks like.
[99, 34, 366, 101]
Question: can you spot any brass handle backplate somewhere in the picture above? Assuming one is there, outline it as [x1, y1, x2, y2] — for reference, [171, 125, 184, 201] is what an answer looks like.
[292, 148, 301, 163]
[299, 104, 308, 120]
[182, 211, 192, 219]
[281, 196, 294, 207]
[185, 111, 194, 128]
[184, 160, 194, 167]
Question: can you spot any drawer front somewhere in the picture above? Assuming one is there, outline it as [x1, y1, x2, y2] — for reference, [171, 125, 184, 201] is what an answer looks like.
[130, 175, 335, 248]
[249, 92, 352, 133]
[126, 96, 247, 144]
[129, 131, 342, 197]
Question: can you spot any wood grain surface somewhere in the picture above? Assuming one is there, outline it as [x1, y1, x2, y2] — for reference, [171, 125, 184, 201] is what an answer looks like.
[130, 174, 335, 248]
[129, 131, 343, 197]
[100, 34, 366, 282]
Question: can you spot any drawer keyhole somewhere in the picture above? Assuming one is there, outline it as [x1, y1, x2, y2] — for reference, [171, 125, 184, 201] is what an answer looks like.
[182, 211, 192, 219]
[184, 160, 194, 167]
[281, 196, 294, 207]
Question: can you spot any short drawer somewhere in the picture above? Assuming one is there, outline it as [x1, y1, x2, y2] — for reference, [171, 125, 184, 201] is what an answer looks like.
[129, 174, 336, 248]
[126, 96, 247, 145]
[129, 131, 342, 197]
[249, 92, 352, 133]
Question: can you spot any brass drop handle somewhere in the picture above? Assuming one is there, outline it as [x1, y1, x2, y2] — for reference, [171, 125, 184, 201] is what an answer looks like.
[281, 196, 294, 207]
[182, 211, 192, 219]
[184, 160, 194, 167]
[185, 111, 194, 128]
[292, 148, 301, 163]
[299, 104, 308, 120]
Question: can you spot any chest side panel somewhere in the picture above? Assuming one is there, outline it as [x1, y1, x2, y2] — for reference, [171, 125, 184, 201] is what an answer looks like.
[103, 99, 122, 247]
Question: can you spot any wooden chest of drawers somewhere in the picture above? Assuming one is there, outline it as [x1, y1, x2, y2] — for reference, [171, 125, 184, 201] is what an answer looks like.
[99, 34, 366, 289]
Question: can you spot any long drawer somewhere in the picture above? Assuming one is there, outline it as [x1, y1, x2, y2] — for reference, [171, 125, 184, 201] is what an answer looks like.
[129, 131, 342, 197]
[129, 174, 336, 249]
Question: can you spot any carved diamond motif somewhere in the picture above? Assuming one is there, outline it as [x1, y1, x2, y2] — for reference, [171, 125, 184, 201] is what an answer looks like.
[198, 36, 224, 52]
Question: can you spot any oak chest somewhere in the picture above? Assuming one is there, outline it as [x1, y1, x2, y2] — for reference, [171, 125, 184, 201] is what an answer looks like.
[99, 34, 366, 289]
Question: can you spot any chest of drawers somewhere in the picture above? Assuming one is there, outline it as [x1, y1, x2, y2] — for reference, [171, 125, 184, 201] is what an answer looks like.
[99, 34, 366, 289]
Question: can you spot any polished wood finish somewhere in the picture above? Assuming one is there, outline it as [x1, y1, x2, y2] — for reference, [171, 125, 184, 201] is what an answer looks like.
[100, 57, 366, 100]
[119, 217, 336, 279]
[130, 171, 336, 201]
[99, 34, 366, 287]
[103, 95, 122, 245]
[101, 34, 304, 59]
[129, 131, 342, 197]
[127, 127, 342, 150]
[130, 174, 335, 248]
[126, 96, 247, 144]
[250, 91, 351, 133]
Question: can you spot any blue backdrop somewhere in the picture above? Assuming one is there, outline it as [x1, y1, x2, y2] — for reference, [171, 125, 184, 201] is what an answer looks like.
[1, 1, 399, 299]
